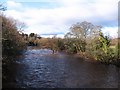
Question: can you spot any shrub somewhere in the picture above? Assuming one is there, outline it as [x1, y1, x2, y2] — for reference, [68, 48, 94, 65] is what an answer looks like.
[1, 14, 26, 56]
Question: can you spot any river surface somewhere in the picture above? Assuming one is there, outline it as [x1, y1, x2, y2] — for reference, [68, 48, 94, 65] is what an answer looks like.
[3, 47, 119, 88]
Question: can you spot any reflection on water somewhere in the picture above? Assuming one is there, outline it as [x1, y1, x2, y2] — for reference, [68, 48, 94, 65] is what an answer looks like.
[3, 47, 119, 88]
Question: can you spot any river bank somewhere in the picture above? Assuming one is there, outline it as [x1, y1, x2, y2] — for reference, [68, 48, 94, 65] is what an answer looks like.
[26, 46, 120, 67]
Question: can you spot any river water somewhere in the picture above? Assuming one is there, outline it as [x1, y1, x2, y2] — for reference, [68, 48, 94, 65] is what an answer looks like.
[3, 47, 119, 88]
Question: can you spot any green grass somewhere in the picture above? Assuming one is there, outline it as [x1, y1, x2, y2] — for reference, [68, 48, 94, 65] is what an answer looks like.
[109, 46, 116, 49]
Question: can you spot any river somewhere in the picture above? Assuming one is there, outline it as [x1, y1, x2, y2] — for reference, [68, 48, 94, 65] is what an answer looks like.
[3, 47, 119, 88]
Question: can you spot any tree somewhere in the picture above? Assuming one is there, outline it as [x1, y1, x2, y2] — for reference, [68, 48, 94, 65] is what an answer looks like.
[99, 32, 110, 54]
[64, 32, 73, 38]
[28, 33, 38, 46]
[69, 21, 101, 52]
[15, 20, 26, 33]
[1, 14, 26, 56]
[0, 3, 7, 11]
[29, 33, 35, 37]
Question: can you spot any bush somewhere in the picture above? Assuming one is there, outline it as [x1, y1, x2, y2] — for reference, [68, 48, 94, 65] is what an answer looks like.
[56, 39, 65, 50]
[1, 14, 26, 56]
[85, 32, 119, 65]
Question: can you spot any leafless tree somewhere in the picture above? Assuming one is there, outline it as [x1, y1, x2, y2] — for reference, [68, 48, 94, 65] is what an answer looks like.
[0, 3, 7, 11]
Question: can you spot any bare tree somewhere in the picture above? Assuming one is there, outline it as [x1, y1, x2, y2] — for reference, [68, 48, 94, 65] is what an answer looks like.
[70, 21, 101, 40]
[69, 21, 102, 52]
[15, 20, 26, 33]
[0, 3, 7, 11]
[64, 32, 73, 38]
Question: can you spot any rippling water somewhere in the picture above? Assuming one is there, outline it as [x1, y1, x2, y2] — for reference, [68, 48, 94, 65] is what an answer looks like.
[3, 47, 119, 88]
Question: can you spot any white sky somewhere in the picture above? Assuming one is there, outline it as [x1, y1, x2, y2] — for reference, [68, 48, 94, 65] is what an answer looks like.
[3, 0, 119, 38]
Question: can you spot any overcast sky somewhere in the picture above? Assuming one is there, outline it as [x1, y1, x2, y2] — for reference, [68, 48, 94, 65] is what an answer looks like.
[1, 0, 119, 38]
